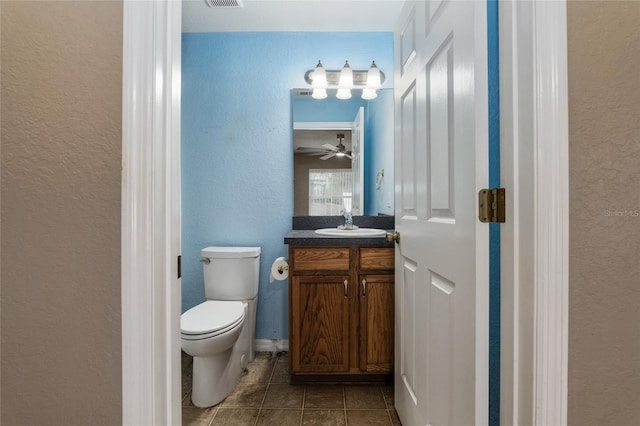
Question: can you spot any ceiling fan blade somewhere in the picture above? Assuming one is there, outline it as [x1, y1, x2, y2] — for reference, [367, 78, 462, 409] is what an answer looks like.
[296, 147, 327, 152]
[320, 152, 336, 160]
[322, 143, 339, 151]
[346, 153, 352, 159]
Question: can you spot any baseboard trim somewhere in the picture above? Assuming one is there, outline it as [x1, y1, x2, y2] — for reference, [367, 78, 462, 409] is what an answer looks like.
[254, 339, 289, 353]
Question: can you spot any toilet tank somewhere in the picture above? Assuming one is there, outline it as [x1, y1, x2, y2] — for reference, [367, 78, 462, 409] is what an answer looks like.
[201, 246, 261, 301]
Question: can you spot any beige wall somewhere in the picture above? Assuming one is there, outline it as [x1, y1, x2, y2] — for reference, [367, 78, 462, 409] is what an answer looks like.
[567, 1, 640, 425]
[1, 1, 638, 424]
[293, 154, 350, 216]
[1, 1, 123, 424]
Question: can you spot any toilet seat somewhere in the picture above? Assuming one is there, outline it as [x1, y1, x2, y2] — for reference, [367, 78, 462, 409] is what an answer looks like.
[181, 300, 246, 340]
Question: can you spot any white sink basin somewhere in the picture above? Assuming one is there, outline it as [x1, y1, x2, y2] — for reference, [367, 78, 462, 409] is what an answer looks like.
[314, 228, 387, 237]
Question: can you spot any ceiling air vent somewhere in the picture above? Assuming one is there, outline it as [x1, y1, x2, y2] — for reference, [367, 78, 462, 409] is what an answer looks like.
[294, 89, 314, 98]
[204, 0, 244, 8]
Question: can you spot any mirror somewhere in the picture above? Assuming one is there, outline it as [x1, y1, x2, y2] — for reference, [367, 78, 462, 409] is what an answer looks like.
[292, 88, 394, 216]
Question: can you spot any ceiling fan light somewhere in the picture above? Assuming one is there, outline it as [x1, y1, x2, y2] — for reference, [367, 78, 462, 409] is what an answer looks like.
[312, 88, 328, 99]
[311, 60, 327, 88]
[336, 152, 346, 157]
[336, 88, 352, 100]
[361, 88, 377, 100]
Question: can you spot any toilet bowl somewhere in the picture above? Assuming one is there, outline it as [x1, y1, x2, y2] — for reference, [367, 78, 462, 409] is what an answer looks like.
[181, 300, 247, 407]
[181, 246, 261, 408]
[181, 300, 246, 356]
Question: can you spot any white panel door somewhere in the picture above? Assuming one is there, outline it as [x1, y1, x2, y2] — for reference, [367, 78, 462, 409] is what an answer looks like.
[351, 107, 364, 215]
[393, 1, 489, 425]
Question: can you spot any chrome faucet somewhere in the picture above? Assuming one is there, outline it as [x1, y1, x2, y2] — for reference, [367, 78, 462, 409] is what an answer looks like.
[341, 209, 354, 230]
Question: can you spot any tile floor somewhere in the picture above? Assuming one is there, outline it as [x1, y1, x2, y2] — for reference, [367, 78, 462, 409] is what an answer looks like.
[182, 351, 401, 426]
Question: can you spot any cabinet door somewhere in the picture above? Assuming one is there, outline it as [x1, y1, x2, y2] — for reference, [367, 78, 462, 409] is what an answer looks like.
[291, 275, 350, 373]
[359, 274, 394, 372]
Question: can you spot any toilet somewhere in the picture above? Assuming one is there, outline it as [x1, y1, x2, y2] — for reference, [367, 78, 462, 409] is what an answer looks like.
[181, 246, 261, 408]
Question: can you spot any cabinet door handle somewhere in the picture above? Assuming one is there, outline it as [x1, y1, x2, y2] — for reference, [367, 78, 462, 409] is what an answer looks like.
[344, 280, 348, 298]
[361, 279, 367, 297]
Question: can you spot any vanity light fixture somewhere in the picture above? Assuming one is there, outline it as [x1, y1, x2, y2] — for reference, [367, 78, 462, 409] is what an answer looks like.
[305, 60, 385, 100]
[204, 0, 244, 8]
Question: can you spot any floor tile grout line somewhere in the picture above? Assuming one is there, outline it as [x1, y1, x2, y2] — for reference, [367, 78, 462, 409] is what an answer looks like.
[381, 384, 395, 425]
[266, 352, 277, 383]
[380, 385, 388, 409]
[343, 385, 348, 426]
[381, 384, 393, 425]
[206, 406, 216, 426]
[299, 385, 307, 426]
[250, 352, 277, 425]
[387, 409, 395, 426]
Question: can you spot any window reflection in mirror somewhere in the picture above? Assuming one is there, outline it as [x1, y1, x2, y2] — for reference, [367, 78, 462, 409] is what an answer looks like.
[292, 88, 394, 217]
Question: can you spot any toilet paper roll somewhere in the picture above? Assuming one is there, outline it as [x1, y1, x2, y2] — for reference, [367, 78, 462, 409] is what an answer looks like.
[269, 257, 289, 283]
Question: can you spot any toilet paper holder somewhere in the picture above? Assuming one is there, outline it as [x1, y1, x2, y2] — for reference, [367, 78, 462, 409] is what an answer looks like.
[270, 257, 290, 282]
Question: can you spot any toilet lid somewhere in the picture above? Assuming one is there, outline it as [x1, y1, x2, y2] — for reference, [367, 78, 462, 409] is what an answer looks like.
[181, 300, 245, 336]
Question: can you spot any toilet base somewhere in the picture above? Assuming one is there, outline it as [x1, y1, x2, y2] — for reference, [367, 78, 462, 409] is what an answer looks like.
[190, 345, 244, 408]
[183, 298, 257, 408]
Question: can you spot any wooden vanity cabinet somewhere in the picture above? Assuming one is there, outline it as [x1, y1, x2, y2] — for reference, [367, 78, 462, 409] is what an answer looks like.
[288, 245, 394, 382]
[359, 273, 394, 372]
[290, 274, 351, 373]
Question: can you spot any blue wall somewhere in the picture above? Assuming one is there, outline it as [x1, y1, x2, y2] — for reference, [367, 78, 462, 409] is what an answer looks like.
[365, 89, 394, 216]
[292, 95, 366, 123]
[487, 0, 501, 423]
[181, 32, 393, 340]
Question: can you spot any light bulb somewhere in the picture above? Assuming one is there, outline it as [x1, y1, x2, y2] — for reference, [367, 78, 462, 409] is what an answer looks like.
[366, 61, 382, 88]
[361, 88, 377, 100]
[336, 88, 352, 100]
[311, 60, 327, 88]
[338, 60, 353, 89]
[312, 88, 327, 99]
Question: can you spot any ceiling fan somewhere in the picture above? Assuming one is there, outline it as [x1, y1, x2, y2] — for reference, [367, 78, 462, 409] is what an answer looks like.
[297, 133, 352, 160]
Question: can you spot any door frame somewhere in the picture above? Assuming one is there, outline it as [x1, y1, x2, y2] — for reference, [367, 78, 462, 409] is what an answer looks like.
[121, 1, 182, 424]
[498, 1, 569, 425]
[120, 1, 569, 424]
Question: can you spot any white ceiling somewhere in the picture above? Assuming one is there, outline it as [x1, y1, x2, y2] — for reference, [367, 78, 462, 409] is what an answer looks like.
[294, 129, 353, 151]
[182, 0, 405, 33]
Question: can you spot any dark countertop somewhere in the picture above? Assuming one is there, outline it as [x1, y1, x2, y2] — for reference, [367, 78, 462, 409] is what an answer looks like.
[284, 229, 394, 247]
[292, 215, 394, 230]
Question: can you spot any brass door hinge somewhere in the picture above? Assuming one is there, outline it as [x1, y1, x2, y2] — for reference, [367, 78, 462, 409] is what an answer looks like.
[478, 188, 506, 223]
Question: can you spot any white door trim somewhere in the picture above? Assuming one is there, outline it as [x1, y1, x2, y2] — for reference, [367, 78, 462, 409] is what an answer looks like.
[531, 2, 569, 424]
[121, 0, 182, 424]
[293, 121, 353, 130]
[121, 1, 569, 424]
[499, 1, 569, 425]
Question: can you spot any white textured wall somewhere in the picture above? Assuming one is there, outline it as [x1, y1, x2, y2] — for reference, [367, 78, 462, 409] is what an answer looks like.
[567, 2, 640, 425]
[1, 1, 123, 424]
